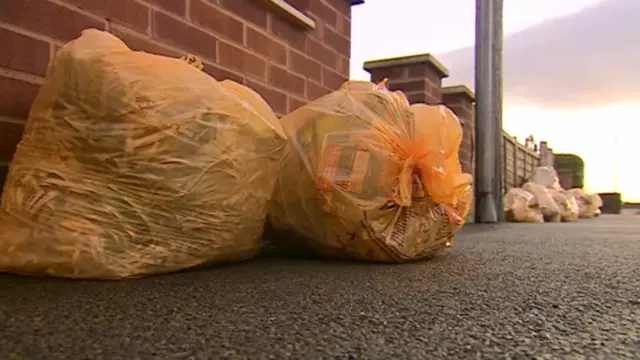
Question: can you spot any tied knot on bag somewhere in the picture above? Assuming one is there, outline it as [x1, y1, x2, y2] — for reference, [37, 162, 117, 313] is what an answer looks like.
[383, 120, 465, 226]
[397, 152, 465, 226]
[369, 81, 467, 226]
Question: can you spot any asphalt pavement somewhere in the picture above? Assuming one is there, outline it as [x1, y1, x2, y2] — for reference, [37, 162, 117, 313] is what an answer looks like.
[1, 214, 639, 359]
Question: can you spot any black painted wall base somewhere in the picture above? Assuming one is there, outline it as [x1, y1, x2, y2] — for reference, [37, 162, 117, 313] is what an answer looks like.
[599, 192, 622, 214]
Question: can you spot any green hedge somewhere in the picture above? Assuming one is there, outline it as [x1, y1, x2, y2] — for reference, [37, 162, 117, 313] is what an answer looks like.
[554, 153, 585, 188]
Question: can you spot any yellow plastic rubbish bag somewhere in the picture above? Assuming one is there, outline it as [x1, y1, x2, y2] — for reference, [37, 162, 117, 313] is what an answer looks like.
[0, 29, 286, 279]
[504, 188, 544, 223]
[408, 103, 474, 222]
[522, 182, 561, 222]
[529, 166, 562, 190]
[269, 80, 473, 262]
[550, 190, 580, 222]
[568, 189, 603, 218]
[586, 193, 603, 217]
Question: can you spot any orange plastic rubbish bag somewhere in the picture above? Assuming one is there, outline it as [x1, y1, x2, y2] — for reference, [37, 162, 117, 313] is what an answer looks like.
[268, 80, 473, 262]
[409, 103, 474, 223]
[0, 29, 286, 279]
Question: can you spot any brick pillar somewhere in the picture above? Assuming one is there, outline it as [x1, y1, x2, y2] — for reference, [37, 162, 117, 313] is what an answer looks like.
[442, 85, 476, 223]
[539, 141, 554, 166]
[363, 53, 449, 105]
[442, 85, 475, 175]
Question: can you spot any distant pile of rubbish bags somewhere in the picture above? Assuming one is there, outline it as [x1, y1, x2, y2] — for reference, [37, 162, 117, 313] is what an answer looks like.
[504, 166, 602, 223]
[0, 30, 473, 279]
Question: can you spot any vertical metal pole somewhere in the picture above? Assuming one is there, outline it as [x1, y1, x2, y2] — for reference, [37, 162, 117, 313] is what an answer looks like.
[493, 0, 504, 221]
[474, 0, 497, 223]
[613, 135, 620, 193]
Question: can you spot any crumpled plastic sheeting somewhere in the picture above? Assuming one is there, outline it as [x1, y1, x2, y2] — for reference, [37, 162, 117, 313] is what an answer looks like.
[522, 182, 561, 222]
[0, 29, 286, 279]
[587, 194, 604, 216]
[529, 166, 562, 190]
[504, 188, 543, 223]
[568, 188, 603, 218]
[551, 190, 580, 222]
[269, 80, 473, 262]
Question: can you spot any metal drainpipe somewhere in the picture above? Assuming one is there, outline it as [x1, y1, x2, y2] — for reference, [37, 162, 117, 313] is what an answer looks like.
[474, 0, 498, 223]
[493, 0, 505, 221]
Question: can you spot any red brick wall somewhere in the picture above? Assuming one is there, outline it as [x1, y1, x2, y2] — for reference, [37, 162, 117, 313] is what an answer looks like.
[0, 0, 355, 163]
[364, 54, 447, 105]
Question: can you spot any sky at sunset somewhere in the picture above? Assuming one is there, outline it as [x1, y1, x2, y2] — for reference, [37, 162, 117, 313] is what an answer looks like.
[349, 0, 639, 201]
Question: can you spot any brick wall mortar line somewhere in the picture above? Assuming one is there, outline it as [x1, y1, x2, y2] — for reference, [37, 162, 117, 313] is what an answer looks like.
[200, 59, 245, 80]
[285, 94, 290, 114]
[144, 1, 281, 69]
[387, 77, 439, 84]
[245, 22, 291, 60]
[318, 0, 348, 28]
[242, 23, 248, 46]
[319, 19, 347, 39]
[161, 0, 258, 37]
[102, 23, 252, 83]
[144, 0, 243, 42]
[323, 66, 344, 77]
[107, 23, 252, 83]
[266, 11, 274, 32]
[49, 43, 56, 70]
[284, 45, 291, 68]
[0, 67, 46, 85]
[247, 78, 291, 95]
[108, 24, 181, 55]
[0, 115, 28, 125]
[0, 22, 63, 46]
[289, 47, 322, 65]
[186, 0, 193, 20]
[214, 38, 221, 63]
[48, 0, 108, 27]
[146, 4, 153, 35]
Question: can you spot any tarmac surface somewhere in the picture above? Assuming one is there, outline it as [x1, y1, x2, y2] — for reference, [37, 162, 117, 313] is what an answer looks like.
[1, 213, 638, 359]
